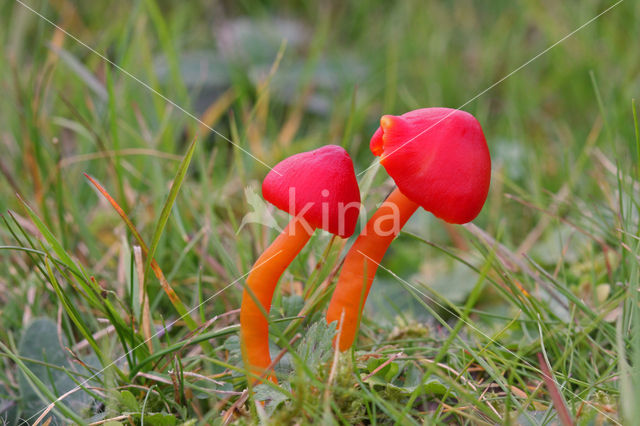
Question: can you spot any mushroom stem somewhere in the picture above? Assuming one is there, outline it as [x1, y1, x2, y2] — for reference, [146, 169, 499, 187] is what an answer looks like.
[326, 187, 419, 351]
[240, 217, 313, 383]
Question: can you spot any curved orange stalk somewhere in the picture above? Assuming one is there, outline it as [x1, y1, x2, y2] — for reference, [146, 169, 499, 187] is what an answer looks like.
[326, 188, 418, 351]
[240, 218, 313, 383]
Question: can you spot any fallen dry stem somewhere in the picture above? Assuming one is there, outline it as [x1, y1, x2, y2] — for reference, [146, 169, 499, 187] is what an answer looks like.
[537, 352, 574, 426]
[358, 352, 405, 385]
[134, 245, 153, 353]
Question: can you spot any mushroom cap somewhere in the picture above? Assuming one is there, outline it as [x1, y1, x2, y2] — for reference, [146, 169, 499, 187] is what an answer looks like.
[262, 145, 361, 238]
[370, 108, 491, 224]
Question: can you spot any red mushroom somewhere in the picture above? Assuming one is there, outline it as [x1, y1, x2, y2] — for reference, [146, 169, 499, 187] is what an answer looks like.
[240, 145, 360, 382]
[326, 108, 491, 350]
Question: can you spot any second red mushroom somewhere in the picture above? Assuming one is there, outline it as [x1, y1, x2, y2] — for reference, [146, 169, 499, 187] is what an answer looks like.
[326, 108, 491, 351]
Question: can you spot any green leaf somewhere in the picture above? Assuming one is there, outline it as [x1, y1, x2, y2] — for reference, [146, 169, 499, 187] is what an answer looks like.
[139, 412, 177, 426]
[408, 380, 449, 397]
[366, 359, 400, 382]
[516, 410, 558, 426]
[282, 294, 304, 318]
[16, 318, 98, 423]
[0, 390, 19, 426]
[296, 321, 336, 375]
[253, 384, 290, 416]
[118, 390, 139, 412]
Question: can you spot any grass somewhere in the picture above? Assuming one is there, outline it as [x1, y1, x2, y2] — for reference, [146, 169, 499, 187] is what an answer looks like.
[0, 0, 639, 424]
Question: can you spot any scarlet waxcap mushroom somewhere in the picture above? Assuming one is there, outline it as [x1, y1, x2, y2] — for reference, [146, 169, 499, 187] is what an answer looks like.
[241, 144, 360, 384]
[262, 144, 361, 237]
[327, 108, 491, 351]
[370, 108, 491, 224]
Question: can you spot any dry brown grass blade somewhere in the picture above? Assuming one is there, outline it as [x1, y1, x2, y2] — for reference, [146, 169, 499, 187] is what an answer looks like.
[243, 41, 287, 161]
[538, 352, 575, 426]
[48, 0, 87, 34]
[247, 91, 268, 159]
[71, 325, 116, 352]
[359, 352, 404, 383]
[134, 245, 153, 353]
[32, 386, 82, 426]
[88, 415, 131, 425]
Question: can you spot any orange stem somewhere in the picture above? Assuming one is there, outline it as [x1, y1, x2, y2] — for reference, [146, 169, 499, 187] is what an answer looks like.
[240, 218, 313, 383]
[326, 188, 419, 351]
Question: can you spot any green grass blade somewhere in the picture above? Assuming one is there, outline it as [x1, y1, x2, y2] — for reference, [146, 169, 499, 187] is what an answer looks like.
[142, 137, 199, 330]
[42, 257, 107, 367]
[84, 173, 199, 333]
[16, 197, 101, 306]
